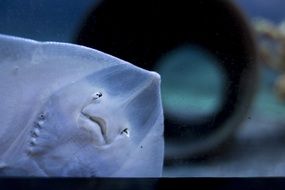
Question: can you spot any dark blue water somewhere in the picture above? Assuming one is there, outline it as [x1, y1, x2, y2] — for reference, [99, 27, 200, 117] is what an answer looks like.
[235, 0, 285, 23]
[0, 0, 98, 42]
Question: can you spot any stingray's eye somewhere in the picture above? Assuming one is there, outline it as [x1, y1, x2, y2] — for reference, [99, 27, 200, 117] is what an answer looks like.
[121, 128, 129, 137]
[92, 91, 102, 100]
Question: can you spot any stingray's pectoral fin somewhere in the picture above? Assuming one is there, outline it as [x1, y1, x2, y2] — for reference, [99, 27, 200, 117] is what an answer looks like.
[0, 33, 164, 177]
[0, 161, 6, 169]
[0, 162, 29, 176]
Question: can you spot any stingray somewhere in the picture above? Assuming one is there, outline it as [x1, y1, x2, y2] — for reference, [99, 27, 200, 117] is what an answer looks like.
[0, 34, 164, 177]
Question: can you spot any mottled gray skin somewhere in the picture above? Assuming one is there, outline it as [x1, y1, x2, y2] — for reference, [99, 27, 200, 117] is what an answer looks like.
[0, 34, 164, 177]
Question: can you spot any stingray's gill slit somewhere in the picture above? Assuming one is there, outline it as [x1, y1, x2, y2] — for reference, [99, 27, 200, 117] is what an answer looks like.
[38, 113, 46, 121]
[27, 112, 47, 155]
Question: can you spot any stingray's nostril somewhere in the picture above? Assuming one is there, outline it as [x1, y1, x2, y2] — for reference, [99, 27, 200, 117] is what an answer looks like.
[91, 91, 102, 100]
[121, 128, 130, 137]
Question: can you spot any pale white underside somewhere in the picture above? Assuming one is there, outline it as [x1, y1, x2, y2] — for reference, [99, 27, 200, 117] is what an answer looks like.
[0, 34, 164, 177]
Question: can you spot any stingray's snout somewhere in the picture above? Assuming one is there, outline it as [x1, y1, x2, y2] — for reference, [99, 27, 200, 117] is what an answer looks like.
[150, 71, 161, 82]
[117, 69, 162, 142]
[77, 66, 162, 146]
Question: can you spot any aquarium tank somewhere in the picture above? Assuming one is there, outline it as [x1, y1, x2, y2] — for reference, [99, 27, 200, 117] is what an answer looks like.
[1, 0, 285, 189]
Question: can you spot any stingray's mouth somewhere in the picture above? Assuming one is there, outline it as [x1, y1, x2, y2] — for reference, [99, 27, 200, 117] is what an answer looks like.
[78, 112, 108, 145]
[82, 112, 107, 135]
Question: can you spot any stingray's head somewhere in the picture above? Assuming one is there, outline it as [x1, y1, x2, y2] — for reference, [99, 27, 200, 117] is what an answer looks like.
[27, 64, 164, 177]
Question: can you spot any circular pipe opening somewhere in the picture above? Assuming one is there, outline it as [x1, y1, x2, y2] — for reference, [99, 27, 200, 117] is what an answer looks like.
[75, 0, 257, 159]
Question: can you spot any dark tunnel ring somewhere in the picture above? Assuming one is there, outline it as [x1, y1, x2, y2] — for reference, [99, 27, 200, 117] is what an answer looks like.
[75, 0, 258, 159]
